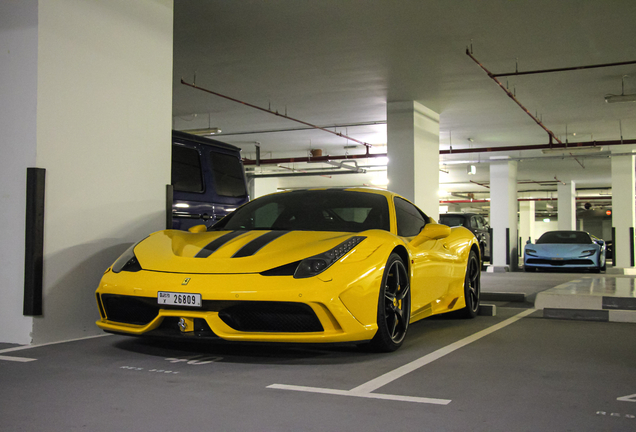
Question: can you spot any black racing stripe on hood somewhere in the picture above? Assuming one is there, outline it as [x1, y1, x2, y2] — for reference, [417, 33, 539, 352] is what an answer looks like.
[232, 231, 289, 258]
[195, 230, 247, 258]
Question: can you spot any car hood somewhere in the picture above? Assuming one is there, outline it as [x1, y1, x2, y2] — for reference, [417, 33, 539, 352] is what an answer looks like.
[525, 243, 598, 257]
[133, 229, 380, 274]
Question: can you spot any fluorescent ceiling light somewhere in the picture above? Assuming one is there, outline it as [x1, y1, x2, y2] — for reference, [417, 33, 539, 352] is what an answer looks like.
[467, 165, 476, 175]
[182, 127, 222, 135]
[439, 160, 475, 165]
[605, 94, 636, 103]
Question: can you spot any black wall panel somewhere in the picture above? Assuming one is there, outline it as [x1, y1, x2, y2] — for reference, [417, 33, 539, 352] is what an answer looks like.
[24, 167, 46, 316]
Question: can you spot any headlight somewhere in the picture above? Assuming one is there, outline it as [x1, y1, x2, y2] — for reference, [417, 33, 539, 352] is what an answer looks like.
[525, 249, 537, 256]
[111, 243, 142, 273]
[294, 236, 366, 279]
[580, 249, 596, 257]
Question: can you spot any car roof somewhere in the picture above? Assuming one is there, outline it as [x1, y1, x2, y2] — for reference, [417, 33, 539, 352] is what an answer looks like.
[274, 187, 397, 199]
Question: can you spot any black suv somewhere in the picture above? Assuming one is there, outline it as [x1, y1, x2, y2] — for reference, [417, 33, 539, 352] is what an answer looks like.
[439, 213, 491, 261]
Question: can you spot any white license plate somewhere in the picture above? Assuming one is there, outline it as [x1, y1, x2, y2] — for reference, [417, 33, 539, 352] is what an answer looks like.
[157, 292, 202, 307]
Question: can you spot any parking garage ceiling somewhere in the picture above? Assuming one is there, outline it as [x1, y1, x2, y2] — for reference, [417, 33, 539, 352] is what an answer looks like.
[172, 0, 636, 211]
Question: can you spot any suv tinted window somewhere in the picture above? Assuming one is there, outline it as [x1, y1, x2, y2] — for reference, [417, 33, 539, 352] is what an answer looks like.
[439, 214, 465, 227]
[172, 145, 203, 193]
[210, 152, 247, 197]
[395, 197, 427, 237]
[471, 215, 485, 229]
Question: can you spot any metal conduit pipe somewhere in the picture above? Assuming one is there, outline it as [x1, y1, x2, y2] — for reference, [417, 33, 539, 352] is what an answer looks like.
[440, 196, 613, 204]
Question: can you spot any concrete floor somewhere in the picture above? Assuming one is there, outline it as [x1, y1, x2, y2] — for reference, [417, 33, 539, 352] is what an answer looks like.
[2, 272, 636, 431]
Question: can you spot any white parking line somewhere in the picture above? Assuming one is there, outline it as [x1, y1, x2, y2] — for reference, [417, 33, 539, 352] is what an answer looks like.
[268, 308, 537, 404]
[0, 355, 37, 363]
[351, 308, 537, 394]
[267, 384, 451, 405]
[0, 333, 112, 360]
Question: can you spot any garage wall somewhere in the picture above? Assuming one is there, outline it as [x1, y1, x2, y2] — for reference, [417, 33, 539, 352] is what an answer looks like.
[29, 0, 174, 344]
[0, 1, 39, 344]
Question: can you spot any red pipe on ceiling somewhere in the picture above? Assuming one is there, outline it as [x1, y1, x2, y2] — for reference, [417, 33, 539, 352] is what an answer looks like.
[243, 152, 386, 166]
[181, 79, 372, 148]
[244, 138, 634, 165]
[440, 138, 636, 155]
[466, 49, 563, 145]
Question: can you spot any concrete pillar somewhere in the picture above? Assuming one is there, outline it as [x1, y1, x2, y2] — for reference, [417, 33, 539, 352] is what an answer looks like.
[250, 177, 279, 199]
[557, 181, 576, 230]
[0, 1, 38, 344]
[609, 147, 636, 273]
[387, 101, 440, 220]
[0, 0, 174, 344]
[488, 160, 518, 272]
[519, 200, 536, 253]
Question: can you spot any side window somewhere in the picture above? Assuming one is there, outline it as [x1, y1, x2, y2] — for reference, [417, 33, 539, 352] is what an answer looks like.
[394, 197, 427, 237]
[471, 216, 482, 229]
[172, 145, 203, 193]
[209, 151, 247, 197]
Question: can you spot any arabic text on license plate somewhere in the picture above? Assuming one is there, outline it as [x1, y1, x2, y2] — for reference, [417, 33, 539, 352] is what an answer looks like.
[158, 292, 202, 307]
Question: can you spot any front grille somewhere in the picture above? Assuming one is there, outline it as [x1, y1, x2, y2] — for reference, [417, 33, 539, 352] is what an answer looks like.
[101, 294, 159, 325]
[526, 258, 594, 266]
[100, 295, 324, 333]
[219, 302, 323, 333]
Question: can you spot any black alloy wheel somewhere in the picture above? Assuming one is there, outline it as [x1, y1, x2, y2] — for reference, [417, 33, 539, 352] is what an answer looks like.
[368, 253, 411, 352]
[458, 250, 480, 318]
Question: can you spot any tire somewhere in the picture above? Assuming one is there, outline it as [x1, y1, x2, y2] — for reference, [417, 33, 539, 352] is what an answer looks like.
[457, 250, 480, 318]
[368, 253, 411, 352]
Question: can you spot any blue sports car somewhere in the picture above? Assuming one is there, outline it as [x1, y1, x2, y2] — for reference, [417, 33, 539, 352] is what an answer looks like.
[524, 230, 606, 272]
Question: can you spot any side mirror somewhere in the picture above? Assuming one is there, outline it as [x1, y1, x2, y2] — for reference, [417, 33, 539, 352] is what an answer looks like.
[410, 223, 451, 248]
[188, 224, 207, 233]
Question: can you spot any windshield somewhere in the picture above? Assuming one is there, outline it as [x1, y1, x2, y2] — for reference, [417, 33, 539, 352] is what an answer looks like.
[536, 231, 592, 244]
[213, 190, 390, 232]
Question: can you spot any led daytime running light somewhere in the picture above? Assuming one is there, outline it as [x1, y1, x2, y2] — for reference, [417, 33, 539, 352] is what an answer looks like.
[294, 236, 366, 279]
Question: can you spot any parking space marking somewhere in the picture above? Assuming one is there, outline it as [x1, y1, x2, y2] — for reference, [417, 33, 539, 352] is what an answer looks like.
[618, 394, 636, 402]
[267, 384, 451, 405]
[351, 308, 537, 393]
[0, 355, 37, 363]
[268, 308, 536, 405]
[0, 333, 111, 356]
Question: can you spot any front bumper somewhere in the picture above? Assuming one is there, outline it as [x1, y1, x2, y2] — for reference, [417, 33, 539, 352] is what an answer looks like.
[524, 255, 599, 269]
[95, 267, 383, 344]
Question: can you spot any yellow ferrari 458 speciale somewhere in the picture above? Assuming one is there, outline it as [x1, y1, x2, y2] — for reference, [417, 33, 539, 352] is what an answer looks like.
[96, 188, 480, 352]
